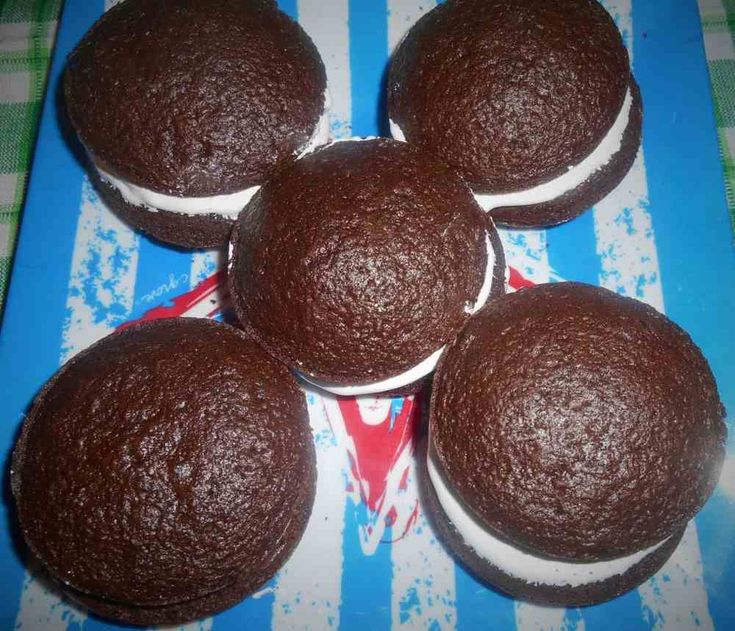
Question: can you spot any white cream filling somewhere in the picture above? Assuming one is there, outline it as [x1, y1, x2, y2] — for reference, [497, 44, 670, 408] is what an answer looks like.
[390, 118, 407, 143]
[389, 87, 633, 211]
[302, 231, 497, 396]
[96, 91, 332, 218]
[427, 453, 671, 588]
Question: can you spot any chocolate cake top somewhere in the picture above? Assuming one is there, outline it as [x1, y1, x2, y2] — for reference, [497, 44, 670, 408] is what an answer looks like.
[388, 0, 630, 193]
[229, 138, 504, 385]
[65, 0, 326, 196]
[430, 283, 726, 561]
[12, 318, 315, 607]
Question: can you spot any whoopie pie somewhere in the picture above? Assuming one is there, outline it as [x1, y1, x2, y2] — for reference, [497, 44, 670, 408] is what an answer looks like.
[388, 0, 642, 227]
[65, 0, 329, 248]
[424, 282, 726, 606]
[229, 138, 506, 396]
[11, 318, 316, 625]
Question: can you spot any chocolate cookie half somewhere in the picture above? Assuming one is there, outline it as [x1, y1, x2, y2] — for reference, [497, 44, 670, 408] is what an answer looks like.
[425, 282, 726, 605]
[65, 0, 329, 248]
[229, 138, 506, 396]
[388, 0, 642, 227]
[11, 318, 315, 625]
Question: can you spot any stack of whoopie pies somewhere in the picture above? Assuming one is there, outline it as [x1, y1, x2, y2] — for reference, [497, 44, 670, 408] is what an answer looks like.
[10, 0, 727, 625]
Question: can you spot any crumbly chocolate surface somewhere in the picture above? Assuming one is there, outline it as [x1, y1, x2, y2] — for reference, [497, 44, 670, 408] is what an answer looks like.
[66, 573, 265, 627]
[12, 319, 315, 614]
[229, 139, 505, 385]
[490, 80, 642, 228]
[65, 0, 326, 195]
[388, 0, 630, 193]
[418, 437, 685, 607]
[63, 496, 307, 626]
[430, 282, 726, 561]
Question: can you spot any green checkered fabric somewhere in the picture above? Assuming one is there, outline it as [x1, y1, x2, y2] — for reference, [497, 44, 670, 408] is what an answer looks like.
[0, 0, 61, 310]
[700, 0, 735, 234]
[0, 0, 733, 312]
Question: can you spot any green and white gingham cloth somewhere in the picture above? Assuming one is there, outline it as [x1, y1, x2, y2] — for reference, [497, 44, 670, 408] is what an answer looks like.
[700, 0, 735, 232]
[0, 0, 60, 310]
[0, 0, 734, 311]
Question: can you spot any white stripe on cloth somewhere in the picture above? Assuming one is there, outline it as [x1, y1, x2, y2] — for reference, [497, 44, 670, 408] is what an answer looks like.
[0, 71, 30, 104]
[0, 22, 31, 53]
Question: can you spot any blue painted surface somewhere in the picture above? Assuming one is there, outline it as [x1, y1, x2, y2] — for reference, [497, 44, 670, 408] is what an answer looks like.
[349, 0, 389, 136]
[82, 615, 138, 631]
[339, 501, 393, 631]
[212, 576, 277, 631]
[0, 0, 733, 629]
[634, 1, 735, 630]
[547, 209, 603, 285]
[279, 0, 298, 20]
[0, 0, 101, 625]
[454, 567, 516, 630]
[582, 590, 648, 631]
